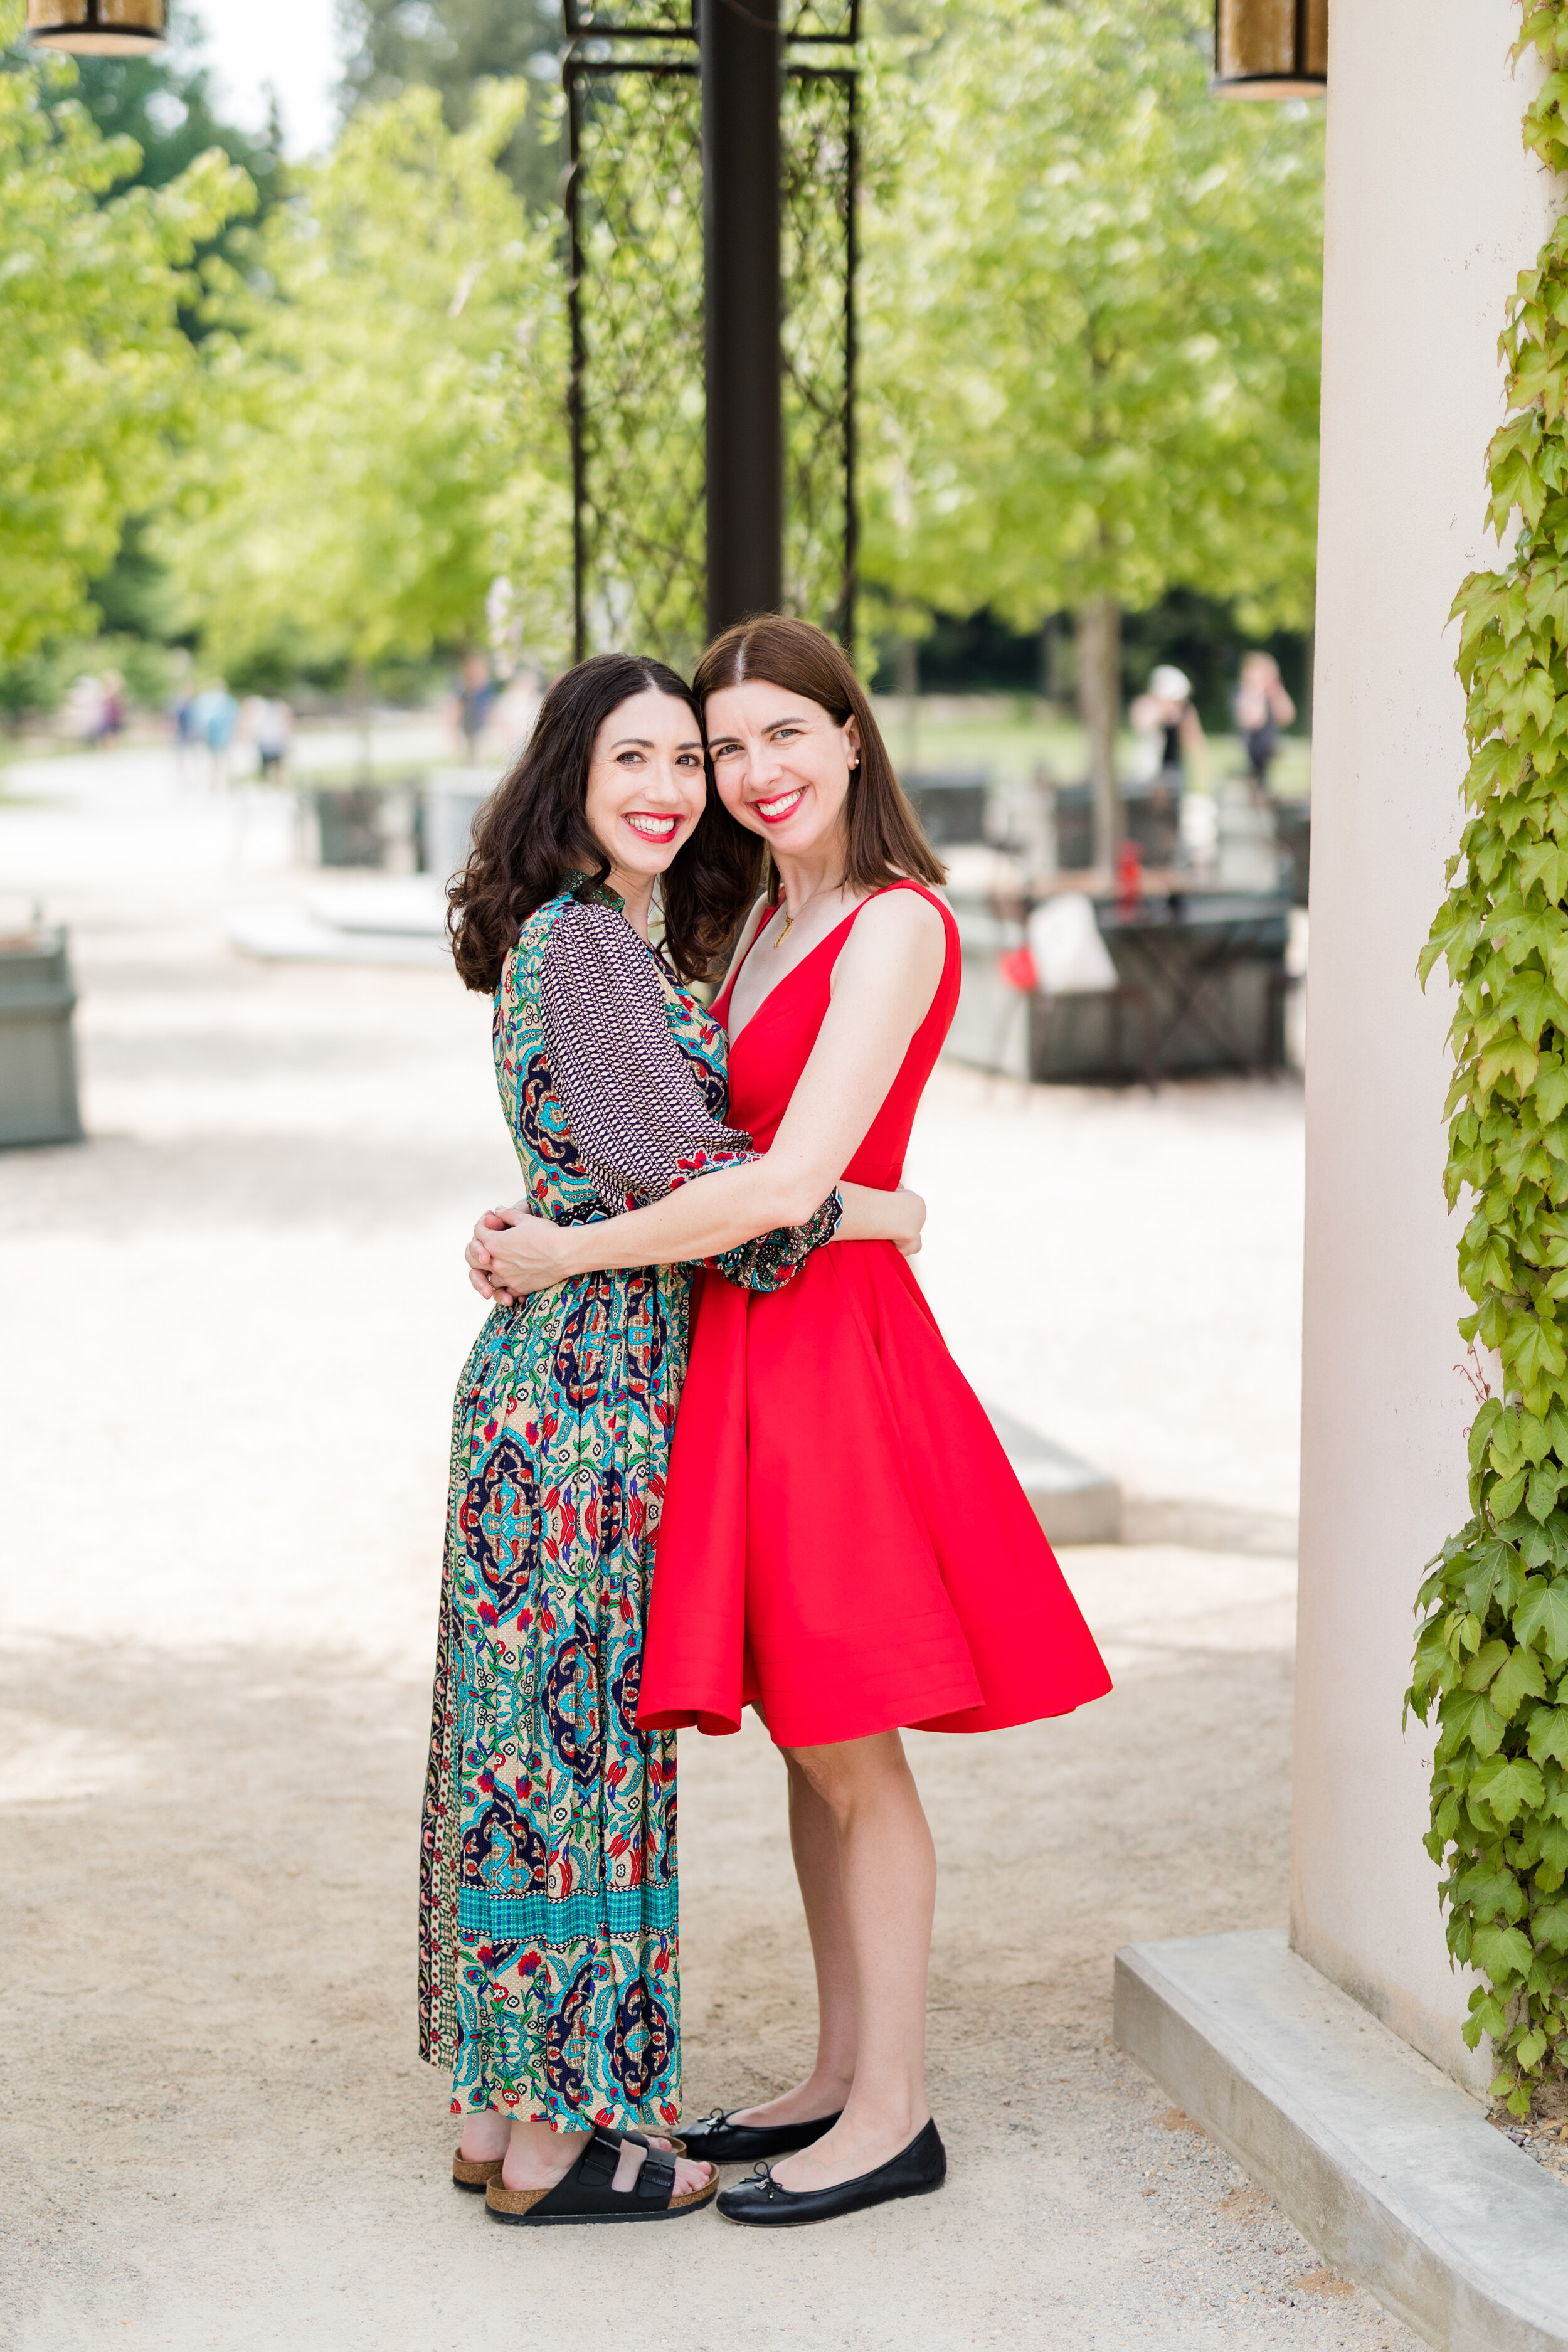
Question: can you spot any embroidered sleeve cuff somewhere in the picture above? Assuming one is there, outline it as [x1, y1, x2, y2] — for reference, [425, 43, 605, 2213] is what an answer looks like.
[705, 1186, 844, 1294]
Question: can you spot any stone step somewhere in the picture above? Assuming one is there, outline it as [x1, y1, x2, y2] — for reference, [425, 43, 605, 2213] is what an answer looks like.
[983, 1401, 1121, 1544]
[1116, 1926, 1568, 2351]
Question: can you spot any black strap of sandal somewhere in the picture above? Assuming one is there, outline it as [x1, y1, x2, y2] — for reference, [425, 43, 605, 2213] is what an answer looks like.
[529, 2131, 682, 2220]
[632, 2147, 679, 2203]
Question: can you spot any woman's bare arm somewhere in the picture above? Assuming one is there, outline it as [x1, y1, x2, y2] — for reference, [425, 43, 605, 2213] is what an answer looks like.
[470, 1173, 924, 1303]
[475, 891, 946, 1295]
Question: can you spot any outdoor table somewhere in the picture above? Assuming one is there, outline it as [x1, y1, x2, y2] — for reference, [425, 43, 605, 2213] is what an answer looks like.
[1029, 890, 1292, 1084]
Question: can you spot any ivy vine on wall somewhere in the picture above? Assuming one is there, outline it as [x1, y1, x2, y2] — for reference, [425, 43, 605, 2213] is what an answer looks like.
[1410, 0, 1568, 2116]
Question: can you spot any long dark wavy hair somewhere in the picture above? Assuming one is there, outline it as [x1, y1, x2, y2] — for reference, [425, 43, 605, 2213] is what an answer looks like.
[447, 652, 759, 993]
[692, 614, 945, 902]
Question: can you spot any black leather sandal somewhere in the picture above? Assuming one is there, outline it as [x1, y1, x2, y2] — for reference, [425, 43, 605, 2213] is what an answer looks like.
[452, 2124, 684, 2192]
[679, 2107, 842, 2165]
[715, 2117, 946, 2227]
[486, 2131, 717, 2225]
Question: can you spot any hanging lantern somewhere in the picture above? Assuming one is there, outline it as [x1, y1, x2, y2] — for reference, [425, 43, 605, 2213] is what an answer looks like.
[25, 0, 167, 55]
[1214, 0, 1326, 99]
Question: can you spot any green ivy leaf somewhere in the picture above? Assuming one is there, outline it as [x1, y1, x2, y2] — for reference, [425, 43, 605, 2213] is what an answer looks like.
[1463, 1638, 1513, 1690]
[1529, 1463, 1564, 1523]
[1473, 1920, 1536, 1981]
[1515, 1576, 1568, 1661]
[1473, 1756, 1547, 1826]
[1494, 1643, 1550, 1720]
[1506, 1316, 1568, 1396]
[1498, 966, 1568, 1044]
[1493, 1469, 1531, 1521]
[1480, 1029, 1542, 1095]
[1534, 1899, 1568, 1952]
[1471, 1401, 1506, 1468]
[1528, 1703, 1568, 1766]
[1454, 1862, 1526, 1921]
[1440, 1685, 1508, 1757]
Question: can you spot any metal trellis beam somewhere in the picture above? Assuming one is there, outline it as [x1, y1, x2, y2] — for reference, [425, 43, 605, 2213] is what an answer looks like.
[563, 0, 857, 666]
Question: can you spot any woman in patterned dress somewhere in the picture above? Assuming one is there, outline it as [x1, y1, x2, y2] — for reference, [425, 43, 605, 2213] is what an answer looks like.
[420, 652, 923, 2227]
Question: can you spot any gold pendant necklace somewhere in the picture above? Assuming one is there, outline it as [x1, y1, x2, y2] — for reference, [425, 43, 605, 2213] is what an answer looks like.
[773, 907, 794, 947]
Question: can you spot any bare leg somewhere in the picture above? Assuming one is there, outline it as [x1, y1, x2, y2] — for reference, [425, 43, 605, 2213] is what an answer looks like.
[729, 1752, 858, 2127]
[458, 2110, 511, 2163]
[767, 1729, 935, 2192]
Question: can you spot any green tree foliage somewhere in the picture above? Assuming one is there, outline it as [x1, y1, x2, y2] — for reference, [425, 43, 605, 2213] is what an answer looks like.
[859, 0, 1323, 848]
[1413, 0, 1568, 2121]
[0, 0, 252, 665]
[157, 80, 571, 681]
[36, 3, 283, 211]
[337, 0, 563, 211]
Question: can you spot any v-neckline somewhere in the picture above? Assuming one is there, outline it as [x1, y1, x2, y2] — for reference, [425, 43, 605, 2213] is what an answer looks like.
[721, 898, 866, 1049]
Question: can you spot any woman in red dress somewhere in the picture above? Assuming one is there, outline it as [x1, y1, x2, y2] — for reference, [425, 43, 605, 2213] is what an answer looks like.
[471, 616, 1111, 2227]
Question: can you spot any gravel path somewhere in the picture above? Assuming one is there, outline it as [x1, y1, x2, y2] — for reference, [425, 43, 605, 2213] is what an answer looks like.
[0, 749, 1417, 2350]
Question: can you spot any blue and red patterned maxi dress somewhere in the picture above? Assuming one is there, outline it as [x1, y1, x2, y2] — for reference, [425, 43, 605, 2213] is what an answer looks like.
[418, 886, 835, 2131]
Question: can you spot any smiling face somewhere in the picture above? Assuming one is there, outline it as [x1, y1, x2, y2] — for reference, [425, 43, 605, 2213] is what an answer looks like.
[581, 686, 709, 889]
[703, 679, 859, 860]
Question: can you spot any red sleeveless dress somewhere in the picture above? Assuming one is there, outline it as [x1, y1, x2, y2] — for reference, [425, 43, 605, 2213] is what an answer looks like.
[638, 882, 1113, 1749]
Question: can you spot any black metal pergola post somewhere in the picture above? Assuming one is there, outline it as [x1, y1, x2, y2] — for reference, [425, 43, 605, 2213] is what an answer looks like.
[564, 3, 857, 667]
[701, 0, 783, 638]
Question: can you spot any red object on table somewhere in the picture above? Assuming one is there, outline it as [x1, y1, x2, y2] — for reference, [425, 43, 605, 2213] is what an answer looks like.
[998, 943, 1038, 994]
[1116, 839, 1143, 916]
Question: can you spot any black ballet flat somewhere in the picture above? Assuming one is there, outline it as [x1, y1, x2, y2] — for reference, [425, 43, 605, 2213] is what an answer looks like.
[679, 2107, 843, 2165]
[714, 2117, 946, 2228]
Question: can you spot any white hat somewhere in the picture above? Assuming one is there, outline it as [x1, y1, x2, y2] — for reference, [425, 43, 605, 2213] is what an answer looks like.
[1149, 664, 1191, 701]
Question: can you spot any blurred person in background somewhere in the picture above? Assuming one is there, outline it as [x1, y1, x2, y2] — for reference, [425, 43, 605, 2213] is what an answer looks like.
[455, 648, 494, 762]
[1129, 664, 1204, 868]
[196, 682, 239, 790]
[486, 665, 543, 766]
[243, 694, 294, 781]
[63, 672, 109, 750]
[1233, 649, 1296, 800]
[172, 686, 198, 785]
[430, 652, 919, 2227]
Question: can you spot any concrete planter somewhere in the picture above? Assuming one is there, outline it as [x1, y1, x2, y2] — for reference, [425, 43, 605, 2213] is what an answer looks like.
[0, 926, 83, 1148]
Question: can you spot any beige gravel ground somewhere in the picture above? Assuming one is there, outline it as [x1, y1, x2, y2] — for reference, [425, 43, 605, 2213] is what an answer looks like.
[0, 750, 1417, 2351]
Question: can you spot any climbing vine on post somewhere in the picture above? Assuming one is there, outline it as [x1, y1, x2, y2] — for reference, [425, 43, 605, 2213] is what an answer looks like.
[1411, 1, 1568, 2117]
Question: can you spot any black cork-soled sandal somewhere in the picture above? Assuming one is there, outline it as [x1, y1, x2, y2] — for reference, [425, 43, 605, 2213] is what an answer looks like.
[453, 2126, 686, 2193]
[485, 2130, 717, 2225]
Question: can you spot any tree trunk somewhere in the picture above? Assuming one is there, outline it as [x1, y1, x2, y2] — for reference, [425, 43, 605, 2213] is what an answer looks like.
[351, 660, 373, 783]
[1076, 595, 1121, 872]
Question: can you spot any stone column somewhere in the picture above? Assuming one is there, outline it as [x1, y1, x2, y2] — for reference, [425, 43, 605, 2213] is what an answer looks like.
[1293, 0, 1557, 2086]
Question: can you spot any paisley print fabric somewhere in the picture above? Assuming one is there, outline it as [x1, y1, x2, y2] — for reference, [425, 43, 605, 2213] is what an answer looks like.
[418, 887, 837, 2129]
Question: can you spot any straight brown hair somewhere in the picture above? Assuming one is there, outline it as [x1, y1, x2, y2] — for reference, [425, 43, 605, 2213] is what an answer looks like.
[692, 615, 946, 901]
